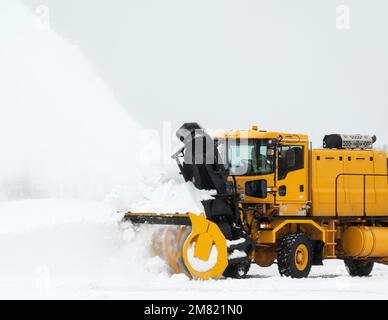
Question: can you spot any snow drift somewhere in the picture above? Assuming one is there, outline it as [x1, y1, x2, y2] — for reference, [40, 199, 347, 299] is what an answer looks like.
[0, 0, 217, 299]
[0, 1, 147, 201]
[0, 0, 208, 210]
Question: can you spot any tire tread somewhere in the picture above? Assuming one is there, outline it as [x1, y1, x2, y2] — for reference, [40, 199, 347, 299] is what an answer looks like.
[277, 232, 313, 278]
[344, 259, 374, 277]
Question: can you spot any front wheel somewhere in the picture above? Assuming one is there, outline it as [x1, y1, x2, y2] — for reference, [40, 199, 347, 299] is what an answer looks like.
[277, 233, 313, 279]
[344, 259, 374, 277]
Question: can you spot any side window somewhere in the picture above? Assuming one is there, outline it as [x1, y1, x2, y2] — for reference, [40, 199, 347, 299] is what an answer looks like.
[278, 145, 304, 180]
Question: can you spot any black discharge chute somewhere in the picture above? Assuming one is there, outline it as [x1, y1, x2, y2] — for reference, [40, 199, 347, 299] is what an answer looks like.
[173, 122, 245, 239]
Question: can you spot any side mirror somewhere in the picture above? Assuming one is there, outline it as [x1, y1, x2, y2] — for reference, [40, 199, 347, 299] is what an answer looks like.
[245, 179, 267, 198]
[285, 149, 295, 168]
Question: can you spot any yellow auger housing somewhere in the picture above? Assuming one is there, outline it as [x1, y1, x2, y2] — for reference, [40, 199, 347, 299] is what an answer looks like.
[124, 213, 229, 280]
[182, 214, 228, 280]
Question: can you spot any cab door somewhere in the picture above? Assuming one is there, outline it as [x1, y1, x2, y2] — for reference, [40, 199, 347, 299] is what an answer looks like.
[276, 143, 309, 216]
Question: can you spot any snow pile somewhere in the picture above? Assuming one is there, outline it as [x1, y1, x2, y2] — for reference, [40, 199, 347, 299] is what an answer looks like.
[0, 0, 210, 210]
[0, 0, 217, 298]
[0, 199, 169, 298]
[108, 180, 216, 214]
[0, 0, 148, 201]
[228, 250, 247, 259]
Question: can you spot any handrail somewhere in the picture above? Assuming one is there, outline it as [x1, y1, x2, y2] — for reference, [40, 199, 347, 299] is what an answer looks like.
[335, 173, 388, 217]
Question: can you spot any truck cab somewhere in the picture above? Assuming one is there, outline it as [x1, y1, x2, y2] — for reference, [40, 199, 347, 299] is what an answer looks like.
[214, 125, 310, 216]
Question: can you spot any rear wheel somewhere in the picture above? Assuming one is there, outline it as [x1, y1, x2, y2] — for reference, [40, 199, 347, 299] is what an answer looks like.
[277, 233, 313, 278]
[344, 259, 374, 277]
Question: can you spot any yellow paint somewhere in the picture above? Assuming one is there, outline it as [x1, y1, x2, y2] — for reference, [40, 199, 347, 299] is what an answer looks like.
[182, 213, 228, 280]
[161, 227, 182, 273]
[217, 128, 388, 218]
[258, 219, 326, 244]
[214, 129, 308, 143]
[342, 226, 388, 258]
[295, 244, 309, 271]
[194, 231, 213, 261]
[312, 149, 388, 216]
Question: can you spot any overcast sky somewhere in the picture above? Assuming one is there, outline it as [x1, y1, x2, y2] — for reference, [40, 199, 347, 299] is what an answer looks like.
[22, 0, 388, 146]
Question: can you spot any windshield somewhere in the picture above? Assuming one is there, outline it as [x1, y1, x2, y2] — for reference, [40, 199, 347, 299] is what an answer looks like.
[217, 139, 274, 176]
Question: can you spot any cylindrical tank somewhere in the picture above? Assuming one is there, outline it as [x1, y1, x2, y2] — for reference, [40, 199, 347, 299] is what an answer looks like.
[342, 226, 388, 258]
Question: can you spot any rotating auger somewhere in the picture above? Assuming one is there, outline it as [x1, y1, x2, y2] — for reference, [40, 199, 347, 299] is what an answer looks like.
[123, 123, 254, 280]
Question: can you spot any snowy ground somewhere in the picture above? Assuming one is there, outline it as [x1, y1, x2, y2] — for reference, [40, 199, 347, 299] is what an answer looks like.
[1, 199, 387, 300]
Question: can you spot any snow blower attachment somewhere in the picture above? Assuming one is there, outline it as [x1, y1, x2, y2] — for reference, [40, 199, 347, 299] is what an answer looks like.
[123, 123, 254, 280]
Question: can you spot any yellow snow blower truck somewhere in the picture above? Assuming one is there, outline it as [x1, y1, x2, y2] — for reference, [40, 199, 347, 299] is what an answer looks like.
[123, 123, 388, 280]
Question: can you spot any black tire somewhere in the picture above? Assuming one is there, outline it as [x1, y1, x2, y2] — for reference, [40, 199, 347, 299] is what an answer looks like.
[344, 259, 374, 277]
[277, 233, 313, 279]
[223, 261, 251, 279]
